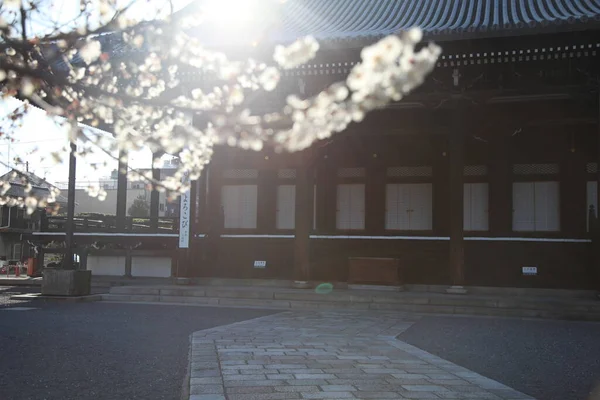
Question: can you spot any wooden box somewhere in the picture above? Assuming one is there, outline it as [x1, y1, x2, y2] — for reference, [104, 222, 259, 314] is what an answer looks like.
[347, 257, 401, 286]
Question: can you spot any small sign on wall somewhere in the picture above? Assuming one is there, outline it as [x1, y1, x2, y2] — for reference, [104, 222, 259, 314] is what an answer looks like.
[254, 261, 267, 268]
[522, 266, 537, 276]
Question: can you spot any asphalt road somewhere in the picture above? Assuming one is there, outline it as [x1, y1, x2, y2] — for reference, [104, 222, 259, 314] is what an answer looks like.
[0, 287, 277, 400]
[400, 315, 600, 400]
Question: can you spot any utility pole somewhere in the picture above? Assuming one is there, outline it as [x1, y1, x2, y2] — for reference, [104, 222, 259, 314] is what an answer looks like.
[63, 142, 77, 269]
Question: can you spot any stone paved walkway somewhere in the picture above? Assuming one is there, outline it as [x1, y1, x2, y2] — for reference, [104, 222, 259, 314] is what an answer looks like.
[188, 311, 535, 400]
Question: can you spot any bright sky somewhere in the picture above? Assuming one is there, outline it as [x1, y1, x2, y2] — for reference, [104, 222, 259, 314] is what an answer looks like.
[0, 0, 197, 186]
[0, 0, 273, 185]
[0, 97, 153, 186]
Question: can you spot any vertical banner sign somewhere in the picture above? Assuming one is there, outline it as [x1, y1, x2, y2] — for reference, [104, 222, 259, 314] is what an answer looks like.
[179, 172, 191, 249]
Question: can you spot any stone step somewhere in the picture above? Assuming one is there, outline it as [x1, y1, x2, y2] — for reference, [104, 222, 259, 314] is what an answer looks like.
[108, 285, 600, 312]
[103, 287, 600, 321]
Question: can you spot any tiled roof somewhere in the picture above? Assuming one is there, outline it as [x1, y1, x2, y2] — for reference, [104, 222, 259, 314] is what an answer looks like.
[0, 169, 69, 204]
[273, 0, 600, 42]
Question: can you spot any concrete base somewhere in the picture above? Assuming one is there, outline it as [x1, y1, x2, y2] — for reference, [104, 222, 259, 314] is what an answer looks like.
[42, 269, 92, 296]
[446, 285, 468, 295]
[176, 277, 191, 285]
[11, 293, 101, 303]
[291, 281, 311, 289]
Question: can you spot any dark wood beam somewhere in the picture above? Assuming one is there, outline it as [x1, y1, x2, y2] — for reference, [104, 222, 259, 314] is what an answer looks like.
[448, 101, 466, 290]
[293, 164, 313, 282]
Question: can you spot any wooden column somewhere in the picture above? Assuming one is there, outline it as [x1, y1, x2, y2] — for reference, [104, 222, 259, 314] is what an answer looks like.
[562, 139, 586, 237]
[448, 103, 466, 291]
[116, 150, 128, 231]
[489, 131, 512, 235]
[432, 134, 450, 236]
[257, 169, 277, 233]
[316, 160, 336, 233]
[366, 164, 386, 235]
[63, 142, 77, 269]
[293, 165, 313, 283]
[595, 94, 600, 290]
[150, 152, 162, 231]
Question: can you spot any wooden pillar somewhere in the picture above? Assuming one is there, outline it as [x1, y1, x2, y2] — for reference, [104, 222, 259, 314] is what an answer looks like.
[150, 152, 162, 231]
[116, 150, 128, 231]
[489, 131, 512, 235]
[293, 165, 313, 283]
[448, 103, 466, 291]
[595, 94, 600, 290]
[316, 160, 336, 233]
[63, 142, 77, 269]
[365, 164, 386, 235]
[257, 169, 277, 233]
[562, 137, 586, 237]
[432, 134, 450, 236]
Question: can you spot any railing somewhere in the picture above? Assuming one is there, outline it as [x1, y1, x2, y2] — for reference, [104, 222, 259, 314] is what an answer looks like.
[41, 215, 180, 234]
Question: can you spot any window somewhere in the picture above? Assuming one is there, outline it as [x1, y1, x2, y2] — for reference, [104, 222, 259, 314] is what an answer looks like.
[221, 185, 258, 229]
[12, 243, 22, 260]
[464, 183, 489, 231]
[336, 184, 365, 230]
[385, 183, 432, 230]
[276, 185, 295, 230]
[587, 181, 597, 232]
[512, 182, 560, 232]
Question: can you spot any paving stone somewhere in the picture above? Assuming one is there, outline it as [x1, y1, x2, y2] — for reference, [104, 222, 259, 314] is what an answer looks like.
[265, 364, 309, 369]
[227, 393, 301, 400]
[400, 393, 440, 399]
[226, 386, 275, 394]
[190, 384, 225, 395]
[189, 395, 226, 400]
[191, 369, 221, 378]
[285, 380, 330, 386]
[320, 385, 357, 392]
[361, 368, 406, 374]
[222, 364, 265, 370]
[190, 377, 223, 385]
[223, 374, 267, 381]
[353, 392, 403, 399]
[391, 373, 428, 380]
[225, 380, 287, 387]
[281, 369, 324, 374]
[192, 362, 220, 370]
[267, 374, 295, 380]
[274, 386, 321, 393]
[300, 392, 355, 399]
[401, 385, 450, 392]
[294, 373, 337, 379]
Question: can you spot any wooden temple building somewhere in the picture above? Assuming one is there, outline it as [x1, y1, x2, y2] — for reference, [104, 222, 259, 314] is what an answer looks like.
[29, 0, 600, 290]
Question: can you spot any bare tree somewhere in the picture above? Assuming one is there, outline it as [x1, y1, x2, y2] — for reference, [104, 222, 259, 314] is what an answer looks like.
[0, 0, 440, 213]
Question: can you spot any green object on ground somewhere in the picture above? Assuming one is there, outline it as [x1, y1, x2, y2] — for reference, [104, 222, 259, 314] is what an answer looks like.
[315, 282, 333, 294]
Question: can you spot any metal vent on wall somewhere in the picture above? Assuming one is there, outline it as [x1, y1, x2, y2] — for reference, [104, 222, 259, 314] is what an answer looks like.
[278, 169, 297, 179]
[464, 165, 488, 176]
[387, 166, 432, 177]
[587, 162, 598, 174]
[337, 168, 366, 178]
[223, 169, 258, 179]
[513, 163, 559, 175]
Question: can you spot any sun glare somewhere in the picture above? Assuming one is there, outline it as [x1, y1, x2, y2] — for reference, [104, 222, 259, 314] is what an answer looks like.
[201, 0, 259, 24]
